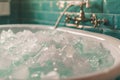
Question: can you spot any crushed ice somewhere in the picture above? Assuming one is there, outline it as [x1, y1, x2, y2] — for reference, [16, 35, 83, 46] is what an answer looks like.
[0, 29, 114, 80]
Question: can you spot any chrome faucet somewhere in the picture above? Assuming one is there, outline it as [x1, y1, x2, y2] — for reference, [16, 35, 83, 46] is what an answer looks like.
[73, 0, 90, 27]
[55, 0, 108, 29]
[54, 0, 90, 29]
[91, 14, 108, 28]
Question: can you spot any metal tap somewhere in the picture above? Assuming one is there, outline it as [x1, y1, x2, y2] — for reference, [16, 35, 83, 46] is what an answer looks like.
[91, 14, 108, 28]
[65, 14, 72, 23]
[55, 0, 90, 29]
[74, 0, 90, 27]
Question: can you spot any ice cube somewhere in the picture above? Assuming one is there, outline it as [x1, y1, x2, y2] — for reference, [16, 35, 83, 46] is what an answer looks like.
[0, 57, 12, 70]
[0, 30, 16, 44]
[63, 44, 75, 58]
[40, 71, 59, 80]
[11, 65, 29, 80]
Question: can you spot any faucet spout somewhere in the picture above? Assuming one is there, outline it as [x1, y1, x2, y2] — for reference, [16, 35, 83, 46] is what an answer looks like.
[54, 4, 72, 29]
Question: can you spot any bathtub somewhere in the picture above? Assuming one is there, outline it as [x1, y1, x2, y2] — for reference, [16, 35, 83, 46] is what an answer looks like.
[0, 24, 120, 80]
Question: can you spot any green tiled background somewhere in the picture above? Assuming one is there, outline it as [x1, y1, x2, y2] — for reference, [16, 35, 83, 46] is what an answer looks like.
[19, 0, 120, 39]
[1, 0, 120, 39]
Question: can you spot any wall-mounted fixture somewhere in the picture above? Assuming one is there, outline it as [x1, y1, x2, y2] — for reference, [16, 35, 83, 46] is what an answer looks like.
[0, 0, 10, 16]
[55, 0, 108, 29]
[90, 14, 108, 28]
[56, 1, 65, 9]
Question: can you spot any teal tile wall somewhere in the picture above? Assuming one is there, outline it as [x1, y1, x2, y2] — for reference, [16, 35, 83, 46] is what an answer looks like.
[10, 0, 20, 24]
[19, 0, 120, 39]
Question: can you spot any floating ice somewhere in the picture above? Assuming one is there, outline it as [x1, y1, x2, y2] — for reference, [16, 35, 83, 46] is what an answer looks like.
[0, 29, 114, 80]
[11, 65, 29, 80]
[41, 71, 59, 80]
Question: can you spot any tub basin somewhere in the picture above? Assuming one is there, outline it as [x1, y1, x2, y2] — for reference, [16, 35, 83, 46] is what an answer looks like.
[0, 24, 119, 80]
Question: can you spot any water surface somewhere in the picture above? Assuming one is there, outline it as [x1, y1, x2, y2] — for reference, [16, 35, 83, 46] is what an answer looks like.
[0, 29, 114, 80]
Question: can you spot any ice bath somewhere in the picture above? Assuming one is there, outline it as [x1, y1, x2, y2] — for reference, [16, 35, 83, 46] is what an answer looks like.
[0, 24, 120, 80]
